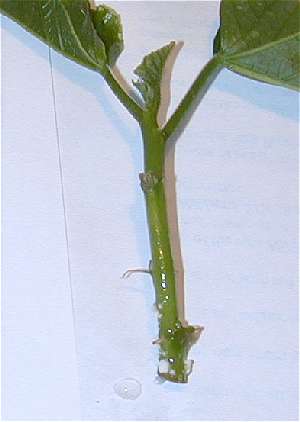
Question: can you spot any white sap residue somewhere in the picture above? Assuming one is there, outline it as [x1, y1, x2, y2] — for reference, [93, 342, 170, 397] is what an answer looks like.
[114, 378, 142, 400]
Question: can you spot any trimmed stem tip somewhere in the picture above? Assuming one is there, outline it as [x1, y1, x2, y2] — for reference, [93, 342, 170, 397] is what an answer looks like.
[156, 322, 204, 383]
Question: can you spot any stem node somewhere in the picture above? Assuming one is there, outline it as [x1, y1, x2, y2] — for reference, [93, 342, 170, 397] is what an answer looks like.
[139, 171, 162, 193]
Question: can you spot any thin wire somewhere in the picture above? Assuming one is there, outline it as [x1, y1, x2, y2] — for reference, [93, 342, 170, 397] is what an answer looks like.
[48, 47, 82, 411]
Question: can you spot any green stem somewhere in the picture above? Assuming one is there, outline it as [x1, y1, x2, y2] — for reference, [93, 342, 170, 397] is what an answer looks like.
[103, 57, 220, 382]
[103, 66, 143, 123]
[162, 54, 223, 141]
[140, 114, 202, 383]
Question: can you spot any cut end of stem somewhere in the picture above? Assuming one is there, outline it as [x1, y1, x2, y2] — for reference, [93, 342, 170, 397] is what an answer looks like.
[156, 323, 204, 383]
[158, 358, 194, 383]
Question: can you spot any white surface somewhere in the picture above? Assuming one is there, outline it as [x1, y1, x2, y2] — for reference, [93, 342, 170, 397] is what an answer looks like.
[1, 2, 299, 420]
[1, 14, 81, 420]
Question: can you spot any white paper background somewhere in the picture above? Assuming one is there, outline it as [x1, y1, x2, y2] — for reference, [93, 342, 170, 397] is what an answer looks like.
[1, 1, 299, 420]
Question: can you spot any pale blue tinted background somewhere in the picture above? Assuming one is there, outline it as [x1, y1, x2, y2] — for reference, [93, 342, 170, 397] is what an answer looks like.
[1, 1, 298, 420]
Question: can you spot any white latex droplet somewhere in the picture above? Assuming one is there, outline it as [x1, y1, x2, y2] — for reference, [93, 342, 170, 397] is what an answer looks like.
[114, 378, 142, 400]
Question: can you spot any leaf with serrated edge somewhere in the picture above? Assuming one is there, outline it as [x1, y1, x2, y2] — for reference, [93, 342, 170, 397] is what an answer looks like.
[133, 42, 175, 117]
[216, 0, 300, 91]
[0, 0, 107, 73]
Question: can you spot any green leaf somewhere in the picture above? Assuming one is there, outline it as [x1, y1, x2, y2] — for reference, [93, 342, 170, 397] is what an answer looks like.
[91, 4, 123, 67]
[0, 0, 107, 73]
[133, 42, 175, 117]
[216, 0, 300, 91]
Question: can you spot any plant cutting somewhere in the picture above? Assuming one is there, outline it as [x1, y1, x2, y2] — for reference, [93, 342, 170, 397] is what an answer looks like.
[1, 0, 299, 384]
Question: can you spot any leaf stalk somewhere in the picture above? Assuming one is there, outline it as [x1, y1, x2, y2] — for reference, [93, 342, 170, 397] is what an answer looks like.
[103, 66, 144, 122]
[162, 54, 223, 141]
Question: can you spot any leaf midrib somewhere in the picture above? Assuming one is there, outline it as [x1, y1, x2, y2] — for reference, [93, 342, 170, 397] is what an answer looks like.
[224, 31, 300, 62]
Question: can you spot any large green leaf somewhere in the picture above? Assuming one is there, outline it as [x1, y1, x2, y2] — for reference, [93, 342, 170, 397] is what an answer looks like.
[91, 4, 123, 67]
[215, 0, 300, 91]
[0, 0, 107, 72]
[133, 42, 175, 118]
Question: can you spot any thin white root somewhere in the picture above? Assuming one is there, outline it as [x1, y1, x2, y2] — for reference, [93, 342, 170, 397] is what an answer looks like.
[152, 338, 163, 345]
[121, 268, 151, 279]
